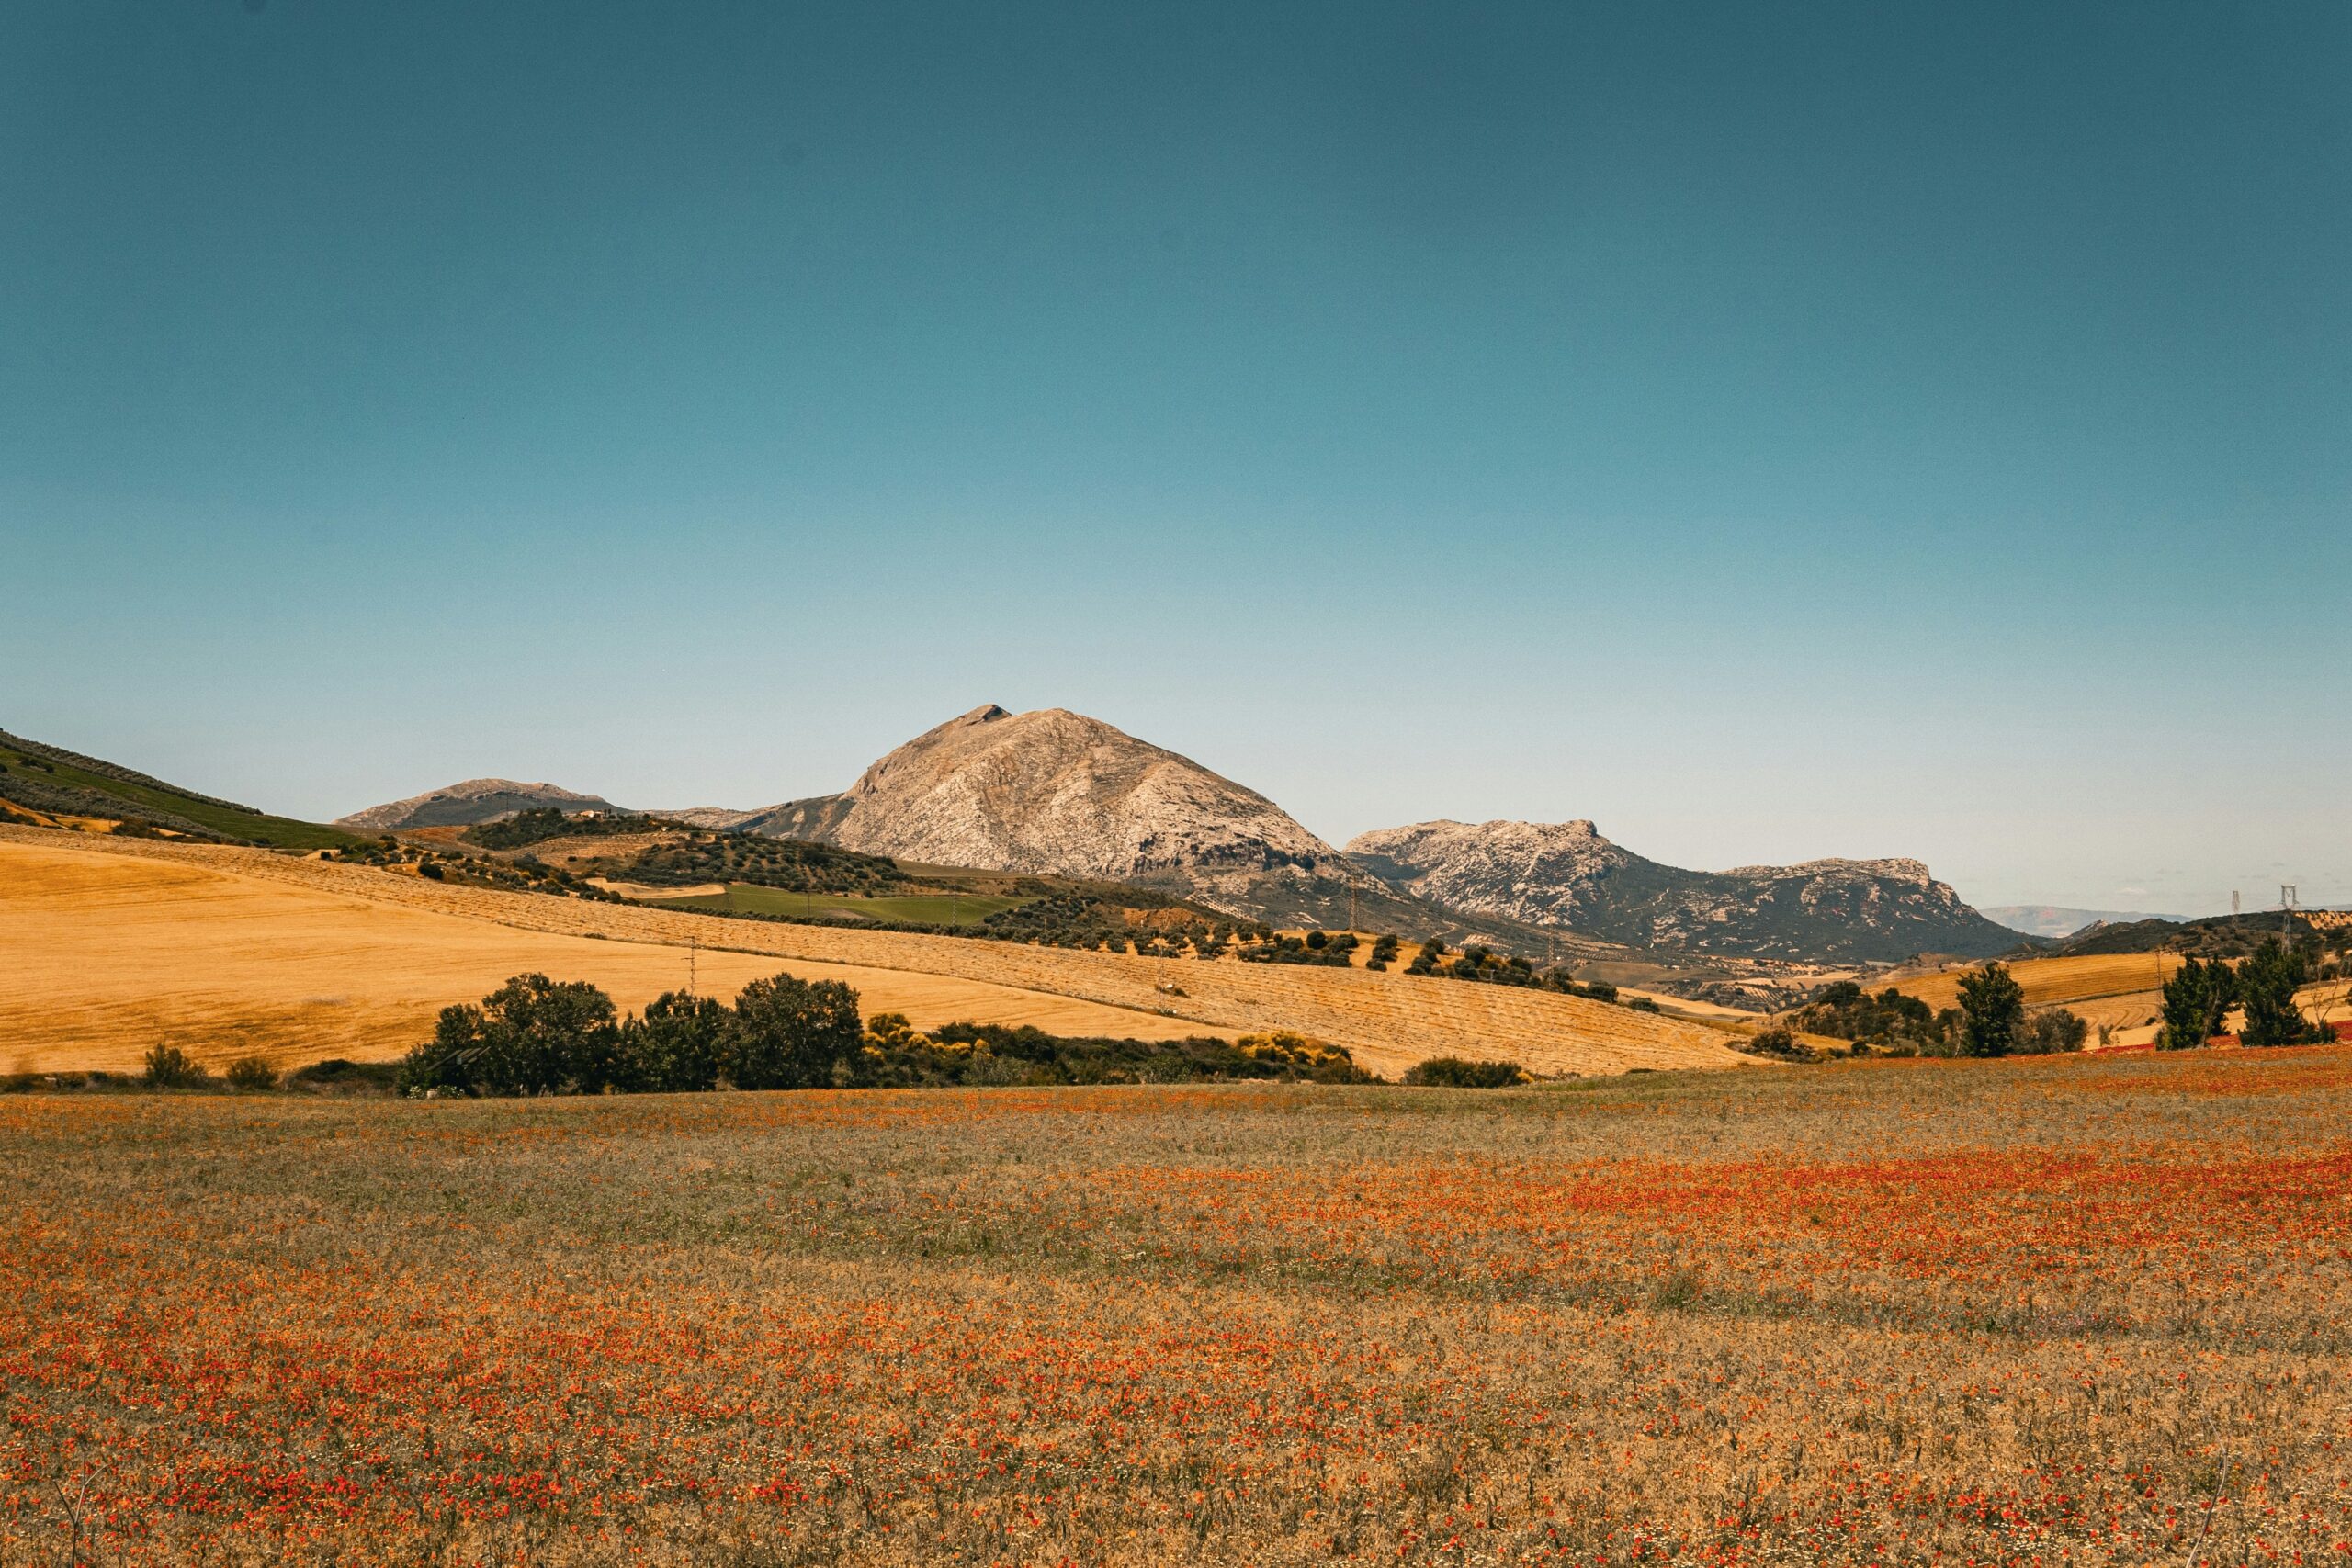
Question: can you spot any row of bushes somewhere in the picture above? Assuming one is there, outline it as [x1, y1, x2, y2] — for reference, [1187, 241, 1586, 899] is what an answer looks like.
[1784, 971, 2087, 1058]
[0, 1048, 402, 1096]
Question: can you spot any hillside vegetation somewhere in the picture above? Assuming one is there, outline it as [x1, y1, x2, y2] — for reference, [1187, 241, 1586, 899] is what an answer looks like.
[0, 729, 356, 850]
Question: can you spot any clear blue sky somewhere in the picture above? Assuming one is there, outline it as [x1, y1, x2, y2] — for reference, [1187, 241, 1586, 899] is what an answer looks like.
[5, 2, 2346, 916]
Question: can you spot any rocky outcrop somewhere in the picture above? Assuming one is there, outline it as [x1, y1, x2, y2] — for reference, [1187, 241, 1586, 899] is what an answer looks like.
[335, 779, 624, 830]
[739, 705, 1337, 886]
[1346, 818, 2014, 963]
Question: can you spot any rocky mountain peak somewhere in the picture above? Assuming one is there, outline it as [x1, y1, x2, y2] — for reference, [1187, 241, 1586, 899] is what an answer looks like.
[1347, 818, 2012, 963]
[777, 705, 1337, 884]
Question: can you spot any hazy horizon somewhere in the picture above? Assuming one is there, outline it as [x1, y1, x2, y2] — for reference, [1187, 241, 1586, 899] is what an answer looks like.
[6, 3, 2346, 919]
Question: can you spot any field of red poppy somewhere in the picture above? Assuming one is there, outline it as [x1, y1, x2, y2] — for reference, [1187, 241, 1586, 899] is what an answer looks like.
[6, 1048, 2351, 1566]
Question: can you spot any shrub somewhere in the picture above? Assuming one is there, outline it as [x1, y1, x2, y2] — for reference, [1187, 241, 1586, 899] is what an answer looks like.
[1403, 1056, 1528, 1088]
[2015, 1007, 2088, 1055]
[285, 1058, 403, 1094]
[141, 1040, 210, 1090]
[224, 1056, 280, 1091]
[1737, 1025, 1816, 1062]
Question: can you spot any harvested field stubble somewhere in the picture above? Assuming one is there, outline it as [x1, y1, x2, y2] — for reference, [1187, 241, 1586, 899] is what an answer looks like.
[5, 1049, 2351, 1564]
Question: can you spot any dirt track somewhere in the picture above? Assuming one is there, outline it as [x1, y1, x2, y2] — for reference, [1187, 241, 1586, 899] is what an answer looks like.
[0, 827, 1751, 1078]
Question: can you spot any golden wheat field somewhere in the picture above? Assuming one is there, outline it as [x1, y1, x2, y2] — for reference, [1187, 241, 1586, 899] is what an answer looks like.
[0, 836, 1214, 1076]
[5, 1047, 2350, 1565]
[0, 828, 1747, 1078]
[1889, 953, 2183, 1012]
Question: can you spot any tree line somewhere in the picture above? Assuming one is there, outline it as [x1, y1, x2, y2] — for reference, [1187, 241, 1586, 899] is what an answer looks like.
[2158, 937, 2328, 1049]
[395, 971, 1388, 1095]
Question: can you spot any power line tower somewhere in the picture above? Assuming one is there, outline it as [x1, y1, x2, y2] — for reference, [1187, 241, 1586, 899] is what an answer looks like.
[686, 935, 698, 996]
[2282, 885, 2299, 946]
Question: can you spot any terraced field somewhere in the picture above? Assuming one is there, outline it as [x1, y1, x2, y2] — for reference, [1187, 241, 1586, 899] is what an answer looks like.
[0, 827, 1749, 1079]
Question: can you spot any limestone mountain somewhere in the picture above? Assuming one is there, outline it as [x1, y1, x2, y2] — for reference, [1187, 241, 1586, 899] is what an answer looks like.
[1346, 818, 2015, 963]
[719, 706, 1614, 942]
[732, 703, 1332, 875]
[336, 779, 625, 831]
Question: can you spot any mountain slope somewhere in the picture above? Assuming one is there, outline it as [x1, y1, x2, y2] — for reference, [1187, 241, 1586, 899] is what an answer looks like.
[0, 728, 356, 850]
[729, 705, 1373, 925]
[1347, 818, 2014, 964]
[337, 779, 625, 831]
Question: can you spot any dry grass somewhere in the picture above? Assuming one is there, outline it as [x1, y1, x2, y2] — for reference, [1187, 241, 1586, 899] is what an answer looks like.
[0, 828, 1747, 1078]
[3, 1048, 2348, 1564]
[0, 836, 1216, 1076]
[1891, 953, 2183, 1011]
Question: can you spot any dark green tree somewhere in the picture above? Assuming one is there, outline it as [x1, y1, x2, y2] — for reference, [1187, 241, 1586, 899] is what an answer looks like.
[2238, 938, 2318, 1048]
[399, 973, 619, 1095]
[1956, 962, 2026, 1058]
[620, 991, 732, 1093]
[2157, 956, 2236, 1050]
[729, 972, 863, 1089]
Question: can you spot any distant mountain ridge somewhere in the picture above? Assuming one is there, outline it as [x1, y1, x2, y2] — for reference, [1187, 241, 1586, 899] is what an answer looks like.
[1980, 904, 2166, 940]
[1346, 818, 2014, 963]
[326, 704, 2007, 962]
[336, 779, 625, 830]
[718, 705, 1480, 934]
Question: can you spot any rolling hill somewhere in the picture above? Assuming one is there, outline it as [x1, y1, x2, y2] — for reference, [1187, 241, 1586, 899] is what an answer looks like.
[0, 825, 1754, 1080]
[337, 778, 626, 829]
[0, 728, 356, 850]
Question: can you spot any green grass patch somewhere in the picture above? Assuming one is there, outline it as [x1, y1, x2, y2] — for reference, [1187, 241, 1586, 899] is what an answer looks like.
[649, 884, 1032, 926]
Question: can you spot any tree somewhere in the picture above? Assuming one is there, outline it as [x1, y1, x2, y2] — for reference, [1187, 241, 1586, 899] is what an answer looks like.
[398, 974, 619, 1096]
[1956, 963, 2026, 1058]
[620, 991, 731, 1093]
[2239, 938, 2319, 1048]
[729, 972, 863, 1089]
[2158, 956, 2236, 1050]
